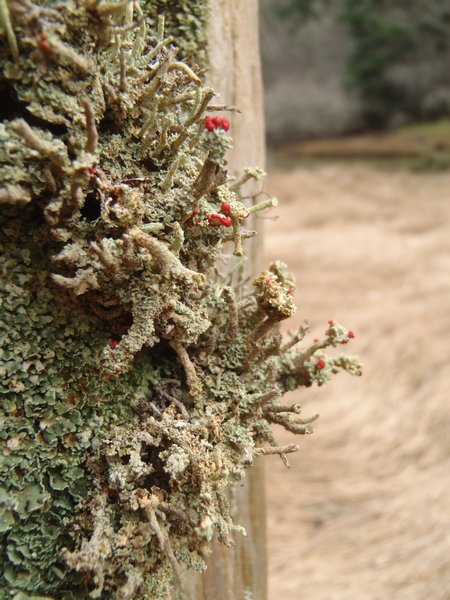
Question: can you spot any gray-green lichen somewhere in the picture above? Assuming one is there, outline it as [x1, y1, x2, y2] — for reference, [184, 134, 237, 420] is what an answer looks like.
[0, 1, 361, 598]
[140, 0, 209, 66]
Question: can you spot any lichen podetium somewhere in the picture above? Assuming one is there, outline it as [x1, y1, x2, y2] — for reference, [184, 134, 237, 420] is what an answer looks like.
[0, 1, 361, 598]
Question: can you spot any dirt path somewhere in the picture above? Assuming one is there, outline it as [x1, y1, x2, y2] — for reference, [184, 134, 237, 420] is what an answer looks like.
[264, 163, 450, 600]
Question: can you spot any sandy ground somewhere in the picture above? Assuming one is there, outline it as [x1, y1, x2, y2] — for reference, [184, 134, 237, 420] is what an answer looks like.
[263, 162, 450, 600]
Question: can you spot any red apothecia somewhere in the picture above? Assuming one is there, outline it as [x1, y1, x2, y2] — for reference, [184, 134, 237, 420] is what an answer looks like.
[204, 115, 230, 132]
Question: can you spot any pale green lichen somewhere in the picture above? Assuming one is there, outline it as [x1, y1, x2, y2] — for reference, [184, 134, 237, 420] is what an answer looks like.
[0, 1, 361, 598]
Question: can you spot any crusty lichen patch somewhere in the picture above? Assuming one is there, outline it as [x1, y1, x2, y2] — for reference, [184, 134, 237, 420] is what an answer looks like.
[0, 1, 361, 598]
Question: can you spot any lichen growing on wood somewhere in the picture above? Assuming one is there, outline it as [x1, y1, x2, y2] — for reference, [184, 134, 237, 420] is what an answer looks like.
[0, 1, 361, 598]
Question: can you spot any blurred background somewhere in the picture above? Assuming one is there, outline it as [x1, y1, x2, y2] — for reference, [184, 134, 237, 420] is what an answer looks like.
[259, 2, 450, 599]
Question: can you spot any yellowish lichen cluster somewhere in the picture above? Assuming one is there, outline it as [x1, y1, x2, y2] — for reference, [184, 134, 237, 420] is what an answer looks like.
[0, 1, 361, 598]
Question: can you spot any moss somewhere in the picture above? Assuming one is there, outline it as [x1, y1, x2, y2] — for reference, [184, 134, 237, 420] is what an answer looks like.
[0, 1, 360, 598]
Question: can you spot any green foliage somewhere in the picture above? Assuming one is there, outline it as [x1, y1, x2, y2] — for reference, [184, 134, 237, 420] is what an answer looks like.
[340, 0, 415, 126]
[274, 0, 450, 127]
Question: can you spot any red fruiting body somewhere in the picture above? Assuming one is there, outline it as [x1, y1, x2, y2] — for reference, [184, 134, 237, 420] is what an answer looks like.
[313, 338, 320, 343]
[205, 116, 215, 131]
[340, 340, 349, 345]
[109, 340, 120, 349]
[207, 213, 232, 227]
[192, 208, 199, 216]
[88, 166, 95, 175]
[220, 202, 231, 215]
[317, 359, 326, 370]
[348, 330, 355, 339]
[287, 288, 294, 295]
[328, 319, 334, 326]
[40, 33, 47, 41]
[358, 371, 363, 377]
[207, 213, 223, 226]
[204, 115, 230, 132]
[40, 41, 50, 51]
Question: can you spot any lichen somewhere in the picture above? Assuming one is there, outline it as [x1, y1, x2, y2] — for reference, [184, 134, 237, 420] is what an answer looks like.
[0, 1, 361, 598]
[140, 1, 209, 67]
